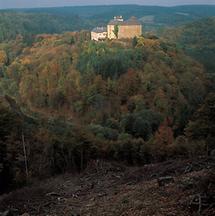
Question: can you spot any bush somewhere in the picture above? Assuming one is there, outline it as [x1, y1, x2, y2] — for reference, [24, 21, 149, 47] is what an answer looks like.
[107, 138, 149, 165]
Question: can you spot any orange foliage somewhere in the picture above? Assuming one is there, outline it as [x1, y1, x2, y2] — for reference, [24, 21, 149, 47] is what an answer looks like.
[155, 118, 174, 145]
[137, 37, 160, 48]
[0, 50, 7, 66]
[118, 69, 141, 97]
[152, 118, 174, 158]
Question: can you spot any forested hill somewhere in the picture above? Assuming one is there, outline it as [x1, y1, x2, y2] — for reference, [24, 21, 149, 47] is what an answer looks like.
[162, 17, 215, 75]
[0, 32, 213, 192]
[1, 5, 215, 42]
[0, 12, 89, 42]
[19, 5, 215, 22]
[0, 4, 215, 204]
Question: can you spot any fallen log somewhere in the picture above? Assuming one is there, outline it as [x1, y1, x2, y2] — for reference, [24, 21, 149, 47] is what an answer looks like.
[157, 176, 174, 187]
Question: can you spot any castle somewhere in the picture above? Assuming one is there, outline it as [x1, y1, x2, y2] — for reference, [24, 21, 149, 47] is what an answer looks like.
[91, 16, 142, 41]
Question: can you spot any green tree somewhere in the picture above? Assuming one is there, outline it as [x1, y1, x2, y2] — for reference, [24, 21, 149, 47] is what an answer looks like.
[113, 25, 119, 39]
[132, 36, 138, 48]
[185, 93, 215, 155]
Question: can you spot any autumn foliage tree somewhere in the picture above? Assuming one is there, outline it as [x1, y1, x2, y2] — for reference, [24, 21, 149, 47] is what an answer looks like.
[0, 30, 212, 193]
[151, 118, 174, 160]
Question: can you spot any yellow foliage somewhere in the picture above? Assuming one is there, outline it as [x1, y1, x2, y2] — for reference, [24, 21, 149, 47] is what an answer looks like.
[137, 37, 160, 48]
[20, 57, 31, 65]
[0, 50, 7, 66]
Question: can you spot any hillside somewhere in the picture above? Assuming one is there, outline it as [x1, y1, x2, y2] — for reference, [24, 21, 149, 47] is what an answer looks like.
[0, 33, 207, 132]
[162, 17, 215, 75]
[0, 158, 214, 215]
[0, 12, 90, 42]
[0, 30, 214, 196]
[0, 10, 215, 214]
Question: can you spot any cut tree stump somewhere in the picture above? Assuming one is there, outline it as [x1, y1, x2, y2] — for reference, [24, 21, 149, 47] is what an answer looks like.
[190, 193, 211, 214]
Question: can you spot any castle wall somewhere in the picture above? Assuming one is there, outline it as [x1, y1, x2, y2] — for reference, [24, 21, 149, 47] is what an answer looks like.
[107, 24, 142, 39]
[118, 25, 142, 39]
[91, 31, 107, 41]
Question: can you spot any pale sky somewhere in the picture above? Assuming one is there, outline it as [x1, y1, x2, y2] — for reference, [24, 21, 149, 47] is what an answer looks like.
[0, 0, 215, 9]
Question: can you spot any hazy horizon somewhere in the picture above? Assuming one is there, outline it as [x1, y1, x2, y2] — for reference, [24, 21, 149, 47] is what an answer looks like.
[0, 0, 215, 9]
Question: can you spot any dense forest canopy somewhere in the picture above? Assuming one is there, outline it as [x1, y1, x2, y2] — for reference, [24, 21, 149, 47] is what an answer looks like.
[0, 12, 89, 42]
[162, 17, 215, 76]
[0, 5, 214, 195]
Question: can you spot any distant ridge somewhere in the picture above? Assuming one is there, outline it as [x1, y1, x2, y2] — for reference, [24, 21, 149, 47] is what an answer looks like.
[1, 4, 215, 11]
[0, 4, 215, 42]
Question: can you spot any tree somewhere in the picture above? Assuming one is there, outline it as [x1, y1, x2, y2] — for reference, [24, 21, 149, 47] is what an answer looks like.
[132, 36, 138, 48]
[185, 93, 215, 155]
[132, 117, 152, 140]
[113, 25, 119, 39]
[152, 118, 174, 160]
[155, 118, 174, 147]
[0, 100, 25, 193]
[120, 110, 162, 140]
[0, 50, 7, 66]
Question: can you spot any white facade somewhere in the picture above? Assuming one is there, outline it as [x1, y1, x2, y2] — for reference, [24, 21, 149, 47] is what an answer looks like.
[91, 27, 107, 41]
[91, 31, 107, 41]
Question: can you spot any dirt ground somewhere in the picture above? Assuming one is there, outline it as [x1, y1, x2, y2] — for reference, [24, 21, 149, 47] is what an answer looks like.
[0, 157, 214, 216]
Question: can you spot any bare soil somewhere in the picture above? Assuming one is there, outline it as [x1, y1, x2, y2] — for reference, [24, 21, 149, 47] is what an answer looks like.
[0, 158, 214, 216]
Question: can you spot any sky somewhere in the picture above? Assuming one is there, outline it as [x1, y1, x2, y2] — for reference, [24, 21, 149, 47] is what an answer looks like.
[0, 0, 215, 9]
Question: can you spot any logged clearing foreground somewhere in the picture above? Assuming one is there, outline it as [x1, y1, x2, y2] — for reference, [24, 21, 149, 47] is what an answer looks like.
[0, 158, 214, 216]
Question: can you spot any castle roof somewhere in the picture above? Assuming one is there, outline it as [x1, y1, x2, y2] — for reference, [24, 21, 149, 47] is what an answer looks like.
[123, 16, 142, 25]
[108, 16, 141, 26]
[108, 19, 123, 25]
[92, 27, 107, 33]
